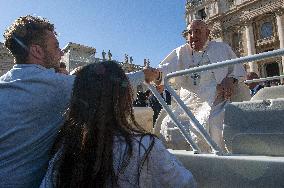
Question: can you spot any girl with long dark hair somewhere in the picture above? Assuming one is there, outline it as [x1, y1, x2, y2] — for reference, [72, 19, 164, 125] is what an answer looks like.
[40, 61, 196, 188]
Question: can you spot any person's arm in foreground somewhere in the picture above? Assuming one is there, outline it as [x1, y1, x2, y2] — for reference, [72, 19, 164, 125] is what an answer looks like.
[126, 67, 159, 98]
[144, 138, 197, 187]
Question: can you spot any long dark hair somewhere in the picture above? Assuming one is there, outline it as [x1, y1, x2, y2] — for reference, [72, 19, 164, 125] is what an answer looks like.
[54, 61, 155, 187]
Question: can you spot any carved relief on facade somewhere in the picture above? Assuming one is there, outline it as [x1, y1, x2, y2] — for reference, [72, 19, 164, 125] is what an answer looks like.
[275, 7, 284, 16]
[232, 29, 245, 56]
[253, 14, 278, 49]
[240, 26, 248, 56]
[208, 21, 223, 40]
[240, 0, 283, 22]
[227, 0, 235, 8]
[185, 0, 218, 22]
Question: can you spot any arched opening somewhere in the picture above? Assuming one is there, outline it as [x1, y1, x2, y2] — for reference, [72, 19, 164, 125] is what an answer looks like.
[265, 62, 279, 77]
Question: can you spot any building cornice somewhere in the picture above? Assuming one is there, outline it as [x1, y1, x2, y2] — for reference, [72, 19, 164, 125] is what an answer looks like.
[62, 42, 96, 54]
[186, 0, 216, 13]
[207, 0, 283, 29]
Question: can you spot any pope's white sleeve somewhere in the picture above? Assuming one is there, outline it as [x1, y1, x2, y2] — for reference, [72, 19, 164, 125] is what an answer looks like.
[126, 48, 179, 96]
[126, 70, 145, 99]
[232, 64, 246, 80]
[158, 49, 180, 84]
[225, 44, 246, 79]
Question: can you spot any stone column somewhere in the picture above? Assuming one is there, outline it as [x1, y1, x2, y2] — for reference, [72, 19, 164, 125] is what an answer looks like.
[245, 22, 259, 74]
[276, 11, 284, 74]
[211, 21, 223, 42]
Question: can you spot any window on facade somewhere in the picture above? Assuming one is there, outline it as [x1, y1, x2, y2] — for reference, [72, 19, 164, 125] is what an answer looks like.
[228, 0, 234, 7]
[191, 0, 202, 6]
[232, 32, 241, 49]
[265, 62, 279, 77]
[264, 49, 274, 52]
[197, 8, 207, 20]
[260, 22, 273, 39]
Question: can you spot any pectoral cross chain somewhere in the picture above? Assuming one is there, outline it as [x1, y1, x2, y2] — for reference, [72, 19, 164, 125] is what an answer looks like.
[191, 49, 207, 86]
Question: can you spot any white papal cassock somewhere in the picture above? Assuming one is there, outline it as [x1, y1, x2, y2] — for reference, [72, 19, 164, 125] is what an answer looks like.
[157, 41, 249, 151]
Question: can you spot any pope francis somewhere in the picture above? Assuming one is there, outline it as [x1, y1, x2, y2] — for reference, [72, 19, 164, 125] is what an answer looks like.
[156, 20, 250, 152]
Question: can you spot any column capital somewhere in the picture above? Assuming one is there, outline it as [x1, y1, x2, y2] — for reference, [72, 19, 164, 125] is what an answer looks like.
[243, 19, 253, 27]
[209, 28, 222, 39]
[275, 8, 284, 17]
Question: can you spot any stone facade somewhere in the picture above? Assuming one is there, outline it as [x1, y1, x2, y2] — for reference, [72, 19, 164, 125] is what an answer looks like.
[185, 0, 284, 78]
[61, 42, 144, 73]
[0, 42, 14, 76]
[61, 42, 145, 92]
[61, 42, 98, 72]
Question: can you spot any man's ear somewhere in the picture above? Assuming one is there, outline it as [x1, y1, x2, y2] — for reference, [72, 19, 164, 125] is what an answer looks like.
[29, 44, 44, 60]
[206, 29, 210, 38]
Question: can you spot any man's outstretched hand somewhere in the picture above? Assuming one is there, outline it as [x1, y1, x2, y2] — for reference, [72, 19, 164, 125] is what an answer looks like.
[55, 67, 69, 75]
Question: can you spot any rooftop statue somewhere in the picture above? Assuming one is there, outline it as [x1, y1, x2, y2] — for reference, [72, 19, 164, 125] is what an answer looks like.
[102, 50, 106, 61]
[93, 49, 96, 58]
[108, 50, 112, 61]
[124, 54, 129, 64]
[147, 59, 150, 67]
[143, 59, 147, 67]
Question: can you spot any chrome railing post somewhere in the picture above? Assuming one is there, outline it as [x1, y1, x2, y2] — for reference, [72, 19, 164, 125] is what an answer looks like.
[146, 83, 201, 154]
[244, 75, 284, 84]
[164, 81, 223, 154]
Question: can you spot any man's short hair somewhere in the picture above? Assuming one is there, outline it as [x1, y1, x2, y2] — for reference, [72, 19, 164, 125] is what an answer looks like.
[3, 15, 55, 63]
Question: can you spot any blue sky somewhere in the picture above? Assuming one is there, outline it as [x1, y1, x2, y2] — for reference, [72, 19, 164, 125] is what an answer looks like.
[0, 0, 187, 67]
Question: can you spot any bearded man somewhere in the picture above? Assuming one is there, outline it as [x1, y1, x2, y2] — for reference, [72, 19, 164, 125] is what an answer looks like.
[157, 20, 249, 151]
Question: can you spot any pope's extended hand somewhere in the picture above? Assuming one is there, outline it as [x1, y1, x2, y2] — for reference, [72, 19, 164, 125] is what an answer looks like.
[143, 67, 160, 83]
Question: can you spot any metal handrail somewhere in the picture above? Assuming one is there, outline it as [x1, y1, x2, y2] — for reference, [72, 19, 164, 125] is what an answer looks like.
[244, 75, 284, 84]
[156, 48, 284, 155]
[146, 83, 201, 154]
[164, 83, 223, 154]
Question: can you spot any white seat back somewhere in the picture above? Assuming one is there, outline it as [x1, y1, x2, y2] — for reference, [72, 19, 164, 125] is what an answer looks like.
[223, 99, 284, 154]
[171, 150, 284, 188]
[252, 85, 284, 100]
